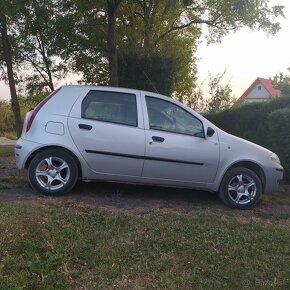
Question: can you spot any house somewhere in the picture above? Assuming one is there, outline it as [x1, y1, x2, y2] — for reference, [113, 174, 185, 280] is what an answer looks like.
[236, 77, 281, 105]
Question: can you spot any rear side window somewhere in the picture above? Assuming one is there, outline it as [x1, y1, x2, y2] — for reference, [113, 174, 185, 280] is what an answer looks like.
[81, 90, 138, 127]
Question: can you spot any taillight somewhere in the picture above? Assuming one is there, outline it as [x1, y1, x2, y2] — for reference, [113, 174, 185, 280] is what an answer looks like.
[26, 87, 62, 132]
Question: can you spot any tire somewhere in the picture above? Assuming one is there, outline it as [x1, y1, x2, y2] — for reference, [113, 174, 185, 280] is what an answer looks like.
[28, 149, 78, 196]
[218, 167, 262, 209]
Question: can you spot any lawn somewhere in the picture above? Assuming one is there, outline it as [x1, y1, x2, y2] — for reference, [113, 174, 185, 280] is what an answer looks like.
[0, 146, 290, 289]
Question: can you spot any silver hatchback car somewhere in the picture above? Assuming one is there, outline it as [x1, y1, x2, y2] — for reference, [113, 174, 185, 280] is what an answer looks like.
[15, 86, 283, 209]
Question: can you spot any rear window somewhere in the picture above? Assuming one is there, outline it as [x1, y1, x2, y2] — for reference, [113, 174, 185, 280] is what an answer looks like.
[81, 90, 138, 127]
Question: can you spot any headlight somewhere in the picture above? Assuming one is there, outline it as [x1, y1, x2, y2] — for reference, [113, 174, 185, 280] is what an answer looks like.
[270, 153, 281, 165]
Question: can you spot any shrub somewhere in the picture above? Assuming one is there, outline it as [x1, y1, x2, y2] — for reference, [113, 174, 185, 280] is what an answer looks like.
[0, 93, 47, 137]
[268, 108, 290, 180]
[206, 95, 290, 182]
[18, 92, 48, 109]
[0, 101, 15, 133]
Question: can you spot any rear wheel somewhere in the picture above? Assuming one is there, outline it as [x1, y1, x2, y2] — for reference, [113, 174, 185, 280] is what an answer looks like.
[218, 167, 262, 209]
[28, 149, 78, 195]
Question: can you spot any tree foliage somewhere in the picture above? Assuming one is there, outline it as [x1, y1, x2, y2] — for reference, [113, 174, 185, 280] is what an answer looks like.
[163, 0, 284, 43]
[118, 52, 179, 95]
[17, 0, 68, 94]
[180, 70, 235, 113]
[1, 0, 69, 95]
[206, 70, 234, 113]
[272, 68, 290, 96]
[0, 0, 286, 123]
[0, 0, 25, 136]
[54, 0, 284, 95]
[56, 0, 108, 84]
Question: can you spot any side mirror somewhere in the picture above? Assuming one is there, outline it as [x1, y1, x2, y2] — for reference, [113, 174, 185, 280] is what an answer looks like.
[207, 127, 215, 137]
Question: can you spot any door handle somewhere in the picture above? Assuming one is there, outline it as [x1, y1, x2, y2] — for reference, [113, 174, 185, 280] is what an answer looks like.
[79, 124, 92, 130]
[152, 136, 165, 143]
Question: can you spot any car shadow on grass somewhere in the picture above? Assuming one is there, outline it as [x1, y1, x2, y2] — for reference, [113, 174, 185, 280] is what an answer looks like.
[69, 181, 221, 210]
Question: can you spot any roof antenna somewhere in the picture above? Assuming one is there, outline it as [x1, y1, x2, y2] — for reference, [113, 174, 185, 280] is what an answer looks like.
[139, 67, 159, 94]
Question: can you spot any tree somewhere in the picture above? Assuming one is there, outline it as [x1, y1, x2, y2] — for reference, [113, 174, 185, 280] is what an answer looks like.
[182, 84, 207, 112]
[272, 69, 290, 96]
[117, 0, 200, 95]
[106, 0, 123, 86]
[57, 0, 122, 86]
[119, 0, 284, 97]
[0, 0, 23, 137]
[158, 0, 284, 44]
[17, 0, 68, 94]
[55, 0, 107, 84]
[52, 0, 285, 95]
[118, 51, 180, 95]
[206, 70, 235, 113]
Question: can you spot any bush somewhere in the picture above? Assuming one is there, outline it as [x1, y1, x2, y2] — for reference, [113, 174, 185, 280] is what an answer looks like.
[118, 52, 185, 96]
[0, 101, 15, 133]
[268, 108, 290, 181]
[206, 95, 290, 182]
[0, 93, 47, 137]
[18, 92, 48, 109]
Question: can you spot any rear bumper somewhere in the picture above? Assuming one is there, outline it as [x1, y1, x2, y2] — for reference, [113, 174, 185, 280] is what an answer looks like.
[264, 166, 284, 194]
[15, 138, 41, 169]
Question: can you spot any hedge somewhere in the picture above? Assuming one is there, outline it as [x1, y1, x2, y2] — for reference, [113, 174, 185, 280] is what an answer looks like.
[206, 95, 290, 181]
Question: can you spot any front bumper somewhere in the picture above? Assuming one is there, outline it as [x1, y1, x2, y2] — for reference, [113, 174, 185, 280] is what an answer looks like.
[264, 166, 284, 194]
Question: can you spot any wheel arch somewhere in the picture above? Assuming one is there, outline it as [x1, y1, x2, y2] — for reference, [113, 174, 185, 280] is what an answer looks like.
[24, 145, 83, 178]
[220, 160, 266, 193]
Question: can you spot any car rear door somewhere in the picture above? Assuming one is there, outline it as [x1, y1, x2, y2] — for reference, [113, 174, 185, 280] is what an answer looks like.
[141, 94, 219, 185]
[68, 88, 145, 177]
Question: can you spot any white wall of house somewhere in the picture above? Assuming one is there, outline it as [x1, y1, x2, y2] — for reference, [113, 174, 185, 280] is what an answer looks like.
[247, 84, 270, 98]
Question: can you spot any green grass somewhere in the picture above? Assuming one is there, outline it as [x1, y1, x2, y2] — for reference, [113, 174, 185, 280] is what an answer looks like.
[1, 146, 290, 289]
[0, 145, 15, 170]
[0, 98, 32, 137]
[0, 145, 15, 158]
[0, 176, 26, 189]
[0, 203, 290, 289]
[0, 146, 26, 189]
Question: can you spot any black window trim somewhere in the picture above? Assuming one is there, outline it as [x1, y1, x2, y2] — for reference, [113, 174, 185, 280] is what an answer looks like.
[81, 90, 139, 127]
[145, 95, 205, 138]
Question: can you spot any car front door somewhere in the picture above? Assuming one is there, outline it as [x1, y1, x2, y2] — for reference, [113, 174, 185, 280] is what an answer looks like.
[141, 95, 219, 185]
[68, 89, 145, 177]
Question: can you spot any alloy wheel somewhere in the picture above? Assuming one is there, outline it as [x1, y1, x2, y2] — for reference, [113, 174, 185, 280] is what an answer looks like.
[227, 174, 257, 205]
[35, 156, 70, 190]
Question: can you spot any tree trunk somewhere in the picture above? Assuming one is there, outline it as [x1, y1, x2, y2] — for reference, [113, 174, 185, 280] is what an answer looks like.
[44, 59, 54, 92]
[39, 38, 54, 92]
[107, 0, 119, 86]
[0, 14, 22, 137]
[144, 19, 151, 52]
[142, 0, 151, 52]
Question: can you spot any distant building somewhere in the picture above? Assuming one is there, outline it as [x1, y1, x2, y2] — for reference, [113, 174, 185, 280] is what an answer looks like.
[236, 77, 281, 105]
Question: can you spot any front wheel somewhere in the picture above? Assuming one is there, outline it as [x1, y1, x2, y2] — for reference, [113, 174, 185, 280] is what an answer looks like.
[218, 167, 262, 209]
[28, 149, 78, 196]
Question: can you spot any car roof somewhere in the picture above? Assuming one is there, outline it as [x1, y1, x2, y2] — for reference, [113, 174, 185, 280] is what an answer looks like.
[60, 85, 212, 126]
[61, 85, 166, 97]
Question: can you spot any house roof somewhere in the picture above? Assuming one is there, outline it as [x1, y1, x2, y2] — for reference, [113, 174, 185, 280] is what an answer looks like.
[236, 77, 281, 105]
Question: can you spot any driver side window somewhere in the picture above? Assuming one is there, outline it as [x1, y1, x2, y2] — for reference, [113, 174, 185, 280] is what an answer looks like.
[146, 96, 204, 137]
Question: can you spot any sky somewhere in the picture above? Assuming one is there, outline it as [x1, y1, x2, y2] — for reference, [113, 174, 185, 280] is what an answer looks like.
[196, 0, 290, 99]
[0, 0, 289, 101]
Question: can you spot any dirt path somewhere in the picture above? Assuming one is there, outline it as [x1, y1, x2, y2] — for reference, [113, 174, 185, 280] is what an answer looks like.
[0, 181, 220, 211]
[1, 143, 290, 218]
[1, 179, 290, 221]
[0, 137, 16, 146]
